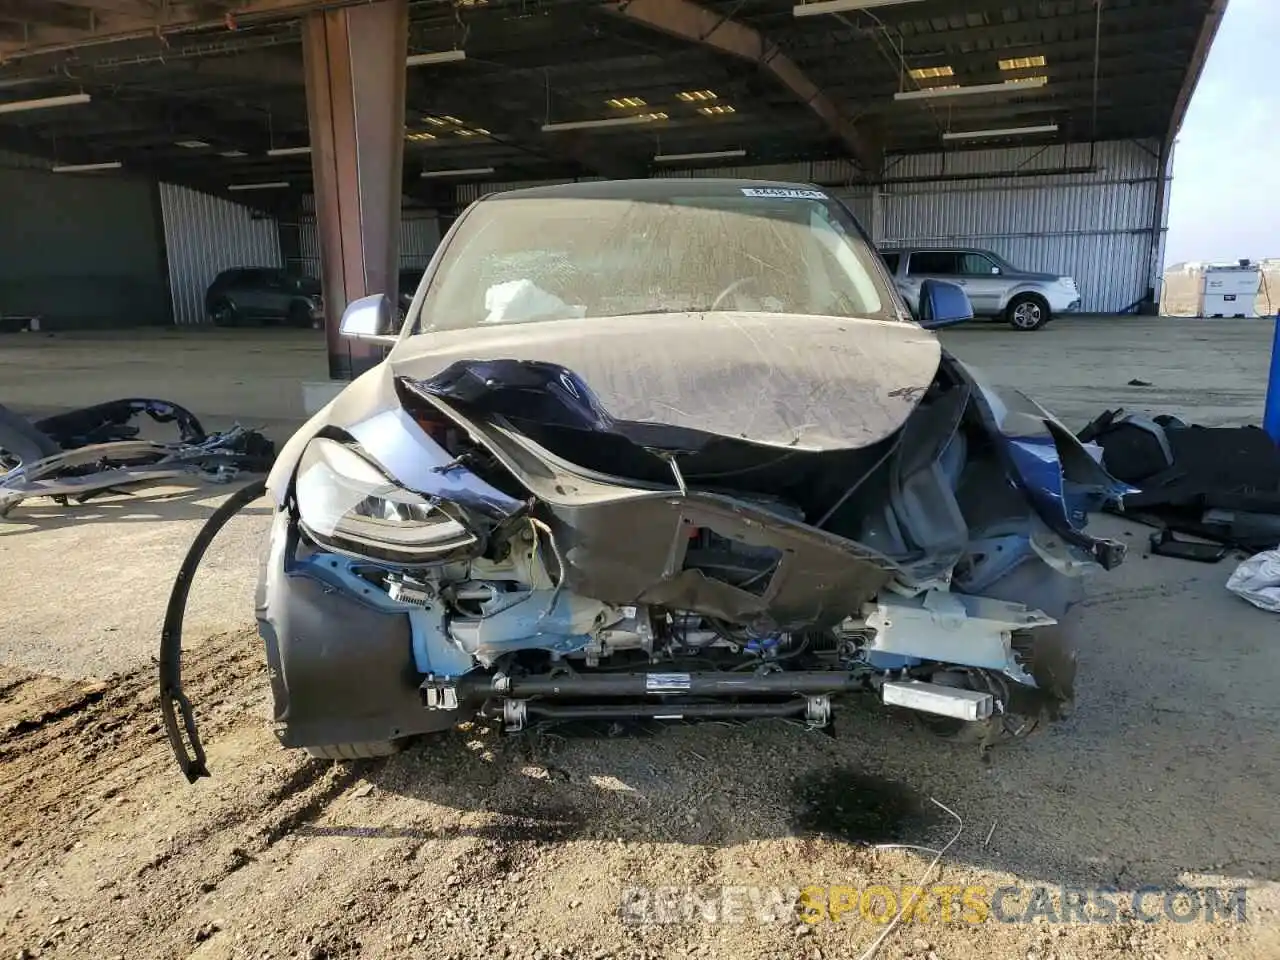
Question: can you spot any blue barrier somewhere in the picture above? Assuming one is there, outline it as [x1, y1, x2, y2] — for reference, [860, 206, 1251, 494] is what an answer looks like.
[1266, 313, 1280, 444]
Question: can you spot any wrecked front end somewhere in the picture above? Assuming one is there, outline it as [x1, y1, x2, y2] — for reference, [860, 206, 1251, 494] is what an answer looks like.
[252, 342, 1128, 759]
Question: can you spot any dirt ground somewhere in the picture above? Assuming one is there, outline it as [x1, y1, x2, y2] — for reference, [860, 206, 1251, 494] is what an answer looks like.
[1, 317, 1279, 960]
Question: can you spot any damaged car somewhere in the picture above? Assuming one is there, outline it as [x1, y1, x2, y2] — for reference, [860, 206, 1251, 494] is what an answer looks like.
[162, 179, 1131, 779]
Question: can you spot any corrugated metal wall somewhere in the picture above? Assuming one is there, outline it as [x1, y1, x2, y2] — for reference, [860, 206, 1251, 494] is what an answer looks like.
[159, 183, 283, 325]
[289, 207, 441, 278]
[869, 141, 1162, 312]
[0, 166, 169, 328]
[452, 140, 1163, 313]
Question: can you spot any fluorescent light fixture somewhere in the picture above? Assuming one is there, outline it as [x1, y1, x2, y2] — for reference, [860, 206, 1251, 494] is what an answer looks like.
[606, 96, 647, 109]
[454, 127, 491, 137]
[267, 146, 311, 157]
[698, 104, 736, 116]
[653, 149, 746, 162]
[51, 161, 121, 173]
[0, 92, 91, 115]
[794, 0, 925, 17]
[676, 89, 718, 102]
[908, 65, 954, 80]
[541, 112, 667, 132]
[175, 139, 210, 149]
[420, 166, 495, 178]
[942, 123, 1059, 141]
[406, 132, 438, 142]
[406, 49, 466, 67]
[227, 181, 289, 191]
[999, 54, 1047, 71]
[894, 76, 1047, 100]
[219, 149, 248, 158]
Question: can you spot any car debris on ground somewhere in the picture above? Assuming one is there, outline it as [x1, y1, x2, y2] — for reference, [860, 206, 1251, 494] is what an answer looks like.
[1078, 407, 1280, 556]
[0, 397, 275, 517]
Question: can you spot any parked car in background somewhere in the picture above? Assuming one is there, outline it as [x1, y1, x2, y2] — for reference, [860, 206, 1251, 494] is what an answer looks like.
[205, 268, 324, 328]
[398, 267, 424, 320]
[879, 246, 1081, 331]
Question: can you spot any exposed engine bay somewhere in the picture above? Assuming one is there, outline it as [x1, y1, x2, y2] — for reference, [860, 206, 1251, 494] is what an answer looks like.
[157, 328, 1130, 783]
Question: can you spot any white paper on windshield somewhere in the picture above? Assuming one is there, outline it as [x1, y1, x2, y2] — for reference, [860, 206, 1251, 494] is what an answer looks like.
[740, 188, 828, 200]
[482, 279, 586, 324]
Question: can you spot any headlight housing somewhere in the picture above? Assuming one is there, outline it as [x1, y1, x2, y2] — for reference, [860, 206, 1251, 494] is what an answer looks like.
[295, 437, 479, 564]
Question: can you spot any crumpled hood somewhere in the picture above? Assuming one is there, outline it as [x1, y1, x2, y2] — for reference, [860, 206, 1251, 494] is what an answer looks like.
[386, 312, 940, 451]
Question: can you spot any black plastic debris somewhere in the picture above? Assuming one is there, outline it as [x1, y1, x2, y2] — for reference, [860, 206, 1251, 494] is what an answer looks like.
[1080, 408, 1280, 553]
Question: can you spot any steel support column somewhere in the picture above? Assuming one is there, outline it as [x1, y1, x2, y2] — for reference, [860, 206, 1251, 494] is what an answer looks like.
[303, 0, 408, 381]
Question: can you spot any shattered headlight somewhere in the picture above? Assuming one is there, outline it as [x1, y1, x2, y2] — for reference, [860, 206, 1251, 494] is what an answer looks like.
[295, 437, 478, 563]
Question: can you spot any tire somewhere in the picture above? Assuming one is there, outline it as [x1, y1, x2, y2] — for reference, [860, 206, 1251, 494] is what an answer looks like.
[208, 298, 237, 327]
[305, 740, 403, 761]
[287, 302, 313, 329]
[1006, 294, 1051, 331]
[914, 622, 1075, 749]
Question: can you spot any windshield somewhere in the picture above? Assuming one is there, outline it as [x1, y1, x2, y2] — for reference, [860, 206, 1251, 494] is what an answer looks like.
[411, 191, 897, 333]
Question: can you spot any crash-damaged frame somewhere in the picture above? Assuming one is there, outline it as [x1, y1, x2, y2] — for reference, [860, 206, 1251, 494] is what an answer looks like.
[160, 179, 1131, 780]
[0, 398, 275, 517]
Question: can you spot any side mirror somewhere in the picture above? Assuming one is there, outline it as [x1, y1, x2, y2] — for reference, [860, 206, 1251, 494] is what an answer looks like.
[917, 279, 975, 330]
[339, 294, 398, 345]
[991, 266, 1001, 275]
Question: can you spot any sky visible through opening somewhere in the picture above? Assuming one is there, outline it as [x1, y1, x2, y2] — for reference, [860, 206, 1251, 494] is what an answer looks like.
[1165, 0, 1278, 266]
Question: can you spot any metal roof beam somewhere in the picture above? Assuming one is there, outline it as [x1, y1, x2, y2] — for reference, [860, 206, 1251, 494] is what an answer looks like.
[1166, 0, 1227, 142]
[29, 2, 166, 16]
[602, 0, 881, 175]
[786, 9, 1195, 55]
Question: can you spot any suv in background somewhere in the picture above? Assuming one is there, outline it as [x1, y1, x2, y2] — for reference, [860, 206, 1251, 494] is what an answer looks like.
[397, 267, 424, 321]
[205, 268, 324, 328]
[879, 247, 1081, 331]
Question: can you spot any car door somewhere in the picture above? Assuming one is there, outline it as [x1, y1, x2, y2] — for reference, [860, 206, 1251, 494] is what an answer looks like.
[229, 270, 265, 317]
[954, 251, 1007, 314]
[259, 270, 293, 319]
[902, 250, 961, 312]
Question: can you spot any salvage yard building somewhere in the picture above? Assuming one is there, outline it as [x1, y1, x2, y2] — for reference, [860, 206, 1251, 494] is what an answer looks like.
[0, 0, 1227, 372]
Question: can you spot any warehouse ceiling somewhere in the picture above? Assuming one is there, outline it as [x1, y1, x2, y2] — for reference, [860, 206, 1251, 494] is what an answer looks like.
[0, 0, 1225, 201]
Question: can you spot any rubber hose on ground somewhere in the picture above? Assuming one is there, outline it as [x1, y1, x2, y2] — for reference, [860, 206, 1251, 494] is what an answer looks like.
[159, 478, 268, 783]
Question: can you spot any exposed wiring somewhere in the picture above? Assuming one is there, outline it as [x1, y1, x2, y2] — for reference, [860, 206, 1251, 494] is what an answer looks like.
[813, 434, 898, 530]
[528, 517, 566, 618]
[854, 797, 964, 960]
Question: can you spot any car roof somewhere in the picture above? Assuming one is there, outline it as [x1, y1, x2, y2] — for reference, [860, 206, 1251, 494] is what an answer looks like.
[879, 245, 999, 256]
[482, 178, 829, 202]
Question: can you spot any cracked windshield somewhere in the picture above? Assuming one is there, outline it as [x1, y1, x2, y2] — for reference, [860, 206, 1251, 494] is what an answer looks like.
[413, 192, 894, 331]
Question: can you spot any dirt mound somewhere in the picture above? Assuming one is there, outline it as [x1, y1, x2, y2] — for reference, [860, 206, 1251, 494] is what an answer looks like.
[1, 631, 1275, 960]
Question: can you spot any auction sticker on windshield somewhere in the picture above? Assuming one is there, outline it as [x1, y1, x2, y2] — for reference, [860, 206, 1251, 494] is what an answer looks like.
[740, 188, 828, 200]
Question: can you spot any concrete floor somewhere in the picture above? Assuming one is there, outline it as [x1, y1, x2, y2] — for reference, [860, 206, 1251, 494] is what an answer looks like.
[3, 314, 1273, 433]
[1, 315, 1277, 960]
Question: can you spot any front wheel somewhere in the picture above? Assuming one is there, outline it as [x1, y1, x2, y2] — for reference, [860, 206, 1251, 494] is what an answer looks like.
[1006, 294, 1051, 331]
[288, 301, 321, 329]
[208, 298, 237, 327]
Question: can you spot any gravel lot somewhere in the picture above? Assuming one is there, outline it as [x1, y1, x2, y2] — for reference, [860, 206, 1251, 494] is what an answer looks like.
[1, 316, 1278, 960]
